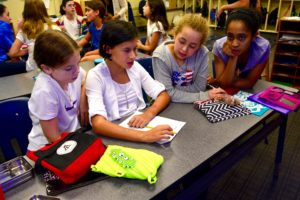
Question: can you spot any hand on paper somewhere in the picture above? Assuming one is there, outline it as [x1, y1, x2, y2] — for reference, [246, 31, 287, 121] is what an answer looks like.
[141, 125, 174, 143]
[128, 112, 153, 128]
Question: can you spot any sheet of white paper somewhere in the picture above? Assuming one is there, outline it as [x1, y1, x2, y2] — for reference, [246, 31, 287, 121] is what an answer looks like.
[119, 111, 186, 144]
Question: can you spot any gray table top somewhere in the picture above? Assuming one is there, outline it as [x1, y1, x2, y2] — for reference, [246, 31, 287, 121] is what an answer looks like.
[0, 61, 94, 101]
[0, 53, 151, 101]
[5, 80, 278, 200]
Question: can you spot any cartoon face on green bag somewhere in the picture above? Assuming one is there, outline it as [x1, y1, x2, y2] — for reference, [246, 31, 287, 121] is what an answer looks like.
[110, 149, 136, 168]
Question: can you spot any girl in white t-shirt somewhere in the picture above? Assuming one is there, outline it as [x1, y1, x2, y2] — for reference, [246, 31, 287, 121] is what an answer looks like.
[136, 0, 169, 55]
[56, 0, 85, 40]
[8, 0, 60, 72]
[27, 30, 88, 151]
[86, 20, 174, 143]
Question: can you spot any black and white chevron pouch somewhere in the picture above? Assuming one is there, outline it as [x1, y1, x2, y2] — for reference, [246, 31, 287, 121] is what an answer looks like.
[195, 100, 251, 123]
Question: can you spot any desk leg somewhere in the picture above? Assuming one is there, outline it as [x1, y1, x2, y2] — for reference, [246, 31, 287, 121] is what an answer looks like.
[273, 114, 288, 178]
[275, 114, 288, 163]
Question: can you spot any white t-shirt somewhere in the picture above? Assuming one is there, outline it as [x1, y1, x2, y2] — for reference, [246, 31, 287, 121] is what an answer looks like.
[112, 80, 138, 118]
[147, 20, 168, 46]
[62, 15, 80, 40]
[27, 68, 86, 151]
[16, 24, 60, 72]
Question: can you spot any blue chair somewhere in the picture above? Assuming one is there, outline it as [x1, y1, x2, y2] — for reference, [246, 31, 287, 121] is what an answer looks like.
[0, 97, 32, 162]
[136, 57, 154, 105]
[136, 57, 154, 78]
[212, 60, 216, 78]
[127, 1, 135, 26]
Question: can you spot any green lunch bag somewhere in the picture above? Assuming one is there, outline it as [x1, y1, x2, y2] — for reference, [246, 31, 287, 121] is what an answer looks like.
[91, 145, 164, 184]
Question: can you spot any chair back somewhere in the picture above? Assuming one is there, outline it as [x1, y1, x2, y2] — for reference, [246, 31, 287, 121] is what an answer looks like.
[212, 60, 216, 78]
[127, 1, 136, 26]
[137, 57, 154, 78]
[74, 1, 84, 16]
[0, 97, 32, 162]
[136, 58, 154, 104]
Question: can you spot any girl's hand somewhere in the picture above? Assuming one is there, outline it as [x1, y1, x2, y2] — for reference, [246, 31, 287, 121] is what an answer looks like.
[128, 112, 153, 128]
[214, 94, 240, 106]
[208, 87, 226, 99]
[141, 125, 174, 143]
[222, 41, 236, 57]
[136, 40, 143, 49]
[59, 25, 65, 32]
[17, 18, 24, 32]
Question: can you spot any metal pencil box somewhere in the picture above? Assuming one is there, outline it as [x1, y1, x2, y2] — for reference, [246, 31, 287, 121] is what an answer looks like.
[0, 156, 34, 192]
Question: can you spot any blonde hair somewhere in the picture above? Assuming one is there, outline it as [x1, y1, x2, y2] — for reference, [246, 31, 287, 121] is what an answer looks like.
[173, 14, 209, 45]
[22, 0, 54, 39]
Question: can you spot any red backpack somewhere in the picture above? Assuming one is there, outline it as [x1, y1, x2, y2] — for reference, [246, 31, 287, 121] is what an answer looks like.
[27, 128, 106, 184]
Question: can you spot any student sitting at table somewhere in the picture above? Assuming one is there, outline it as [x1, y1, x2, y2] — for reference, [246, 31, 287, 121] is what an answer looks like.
[78, 0, 109, 62]
[56, 0, 87, 40]
[8, 0, 61, 72]
[0, 4, 26, 77]
[152, 14, 226, 103]
[27, 30, 88, 151]
[86, 20, 174, 143]
[210, 8, 270, 90]
[136, 0, 170, 55]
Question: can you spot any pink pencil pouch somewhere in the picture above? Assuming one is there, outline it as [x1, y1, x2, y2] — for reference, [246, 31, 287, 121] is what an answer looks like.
[258, 86, 300, 111]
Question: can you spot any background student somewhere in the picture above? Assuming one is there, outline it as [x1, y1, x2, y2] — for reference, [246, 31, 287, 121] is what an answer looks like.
[152, 14, 225, 103]
[136, 0, 170, 55]
[8, 0, 60, 72]
[78, 0, 108, 61]
[56, 0, 86, 40]
[217, 0, 262, 20]
[211, 8, 270, 89]
[0, 4, 26, 77]
[86, 20, 173, 143]
[27, 30, 88, 151]
[102, 0, 128, 21]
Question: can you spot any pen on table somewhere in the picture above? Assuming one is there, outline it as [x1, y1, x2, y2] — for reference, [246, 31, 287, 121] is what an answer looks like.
[145, 125, 176, 134]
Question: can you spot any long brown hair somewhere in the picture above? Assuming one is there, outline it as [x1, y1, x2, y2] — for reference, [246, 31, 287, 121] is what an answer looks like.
[34, 30, 80, 69]
[21, 0, 54, 39]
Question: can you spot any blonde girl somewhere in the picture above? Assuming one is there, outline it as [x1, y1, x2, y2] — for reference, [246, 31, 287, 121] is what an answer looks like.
[152, 14, 225, 103]
[8, 0, 60, 71]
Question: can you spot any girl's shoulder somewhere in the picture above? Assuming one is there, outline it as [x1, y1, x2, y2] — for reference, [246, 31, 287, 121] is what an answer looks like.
[153, 40, 173, 57]
[56, 15, 65, 25]
[90, 62, 110, 78]
[32, 72, 59, 97]
[254, 35, 270, 50]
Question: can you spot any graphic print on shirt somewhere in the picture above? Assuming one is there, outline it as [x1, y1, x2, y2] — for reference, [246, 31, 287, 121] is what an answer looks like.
[65, 100, 77, 111]
[171, 69, 193, 86]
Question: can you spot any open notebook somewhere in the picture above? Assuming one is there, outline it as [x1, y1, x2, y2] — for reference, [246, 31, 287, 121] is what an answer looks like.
[119, 111, 186, 144]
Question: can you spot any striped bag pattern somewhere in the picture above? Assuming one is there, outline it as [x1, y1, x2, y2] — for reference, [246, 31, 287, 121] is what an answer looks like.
[195, 100, 251, 123]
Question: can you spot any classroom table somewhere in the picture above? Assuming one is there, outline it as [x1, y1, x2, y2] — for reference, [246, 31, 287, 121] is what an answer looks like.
[0, 61, 94, 101]
[0, 52, 150, 101]
[4, 80, 292, 200]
